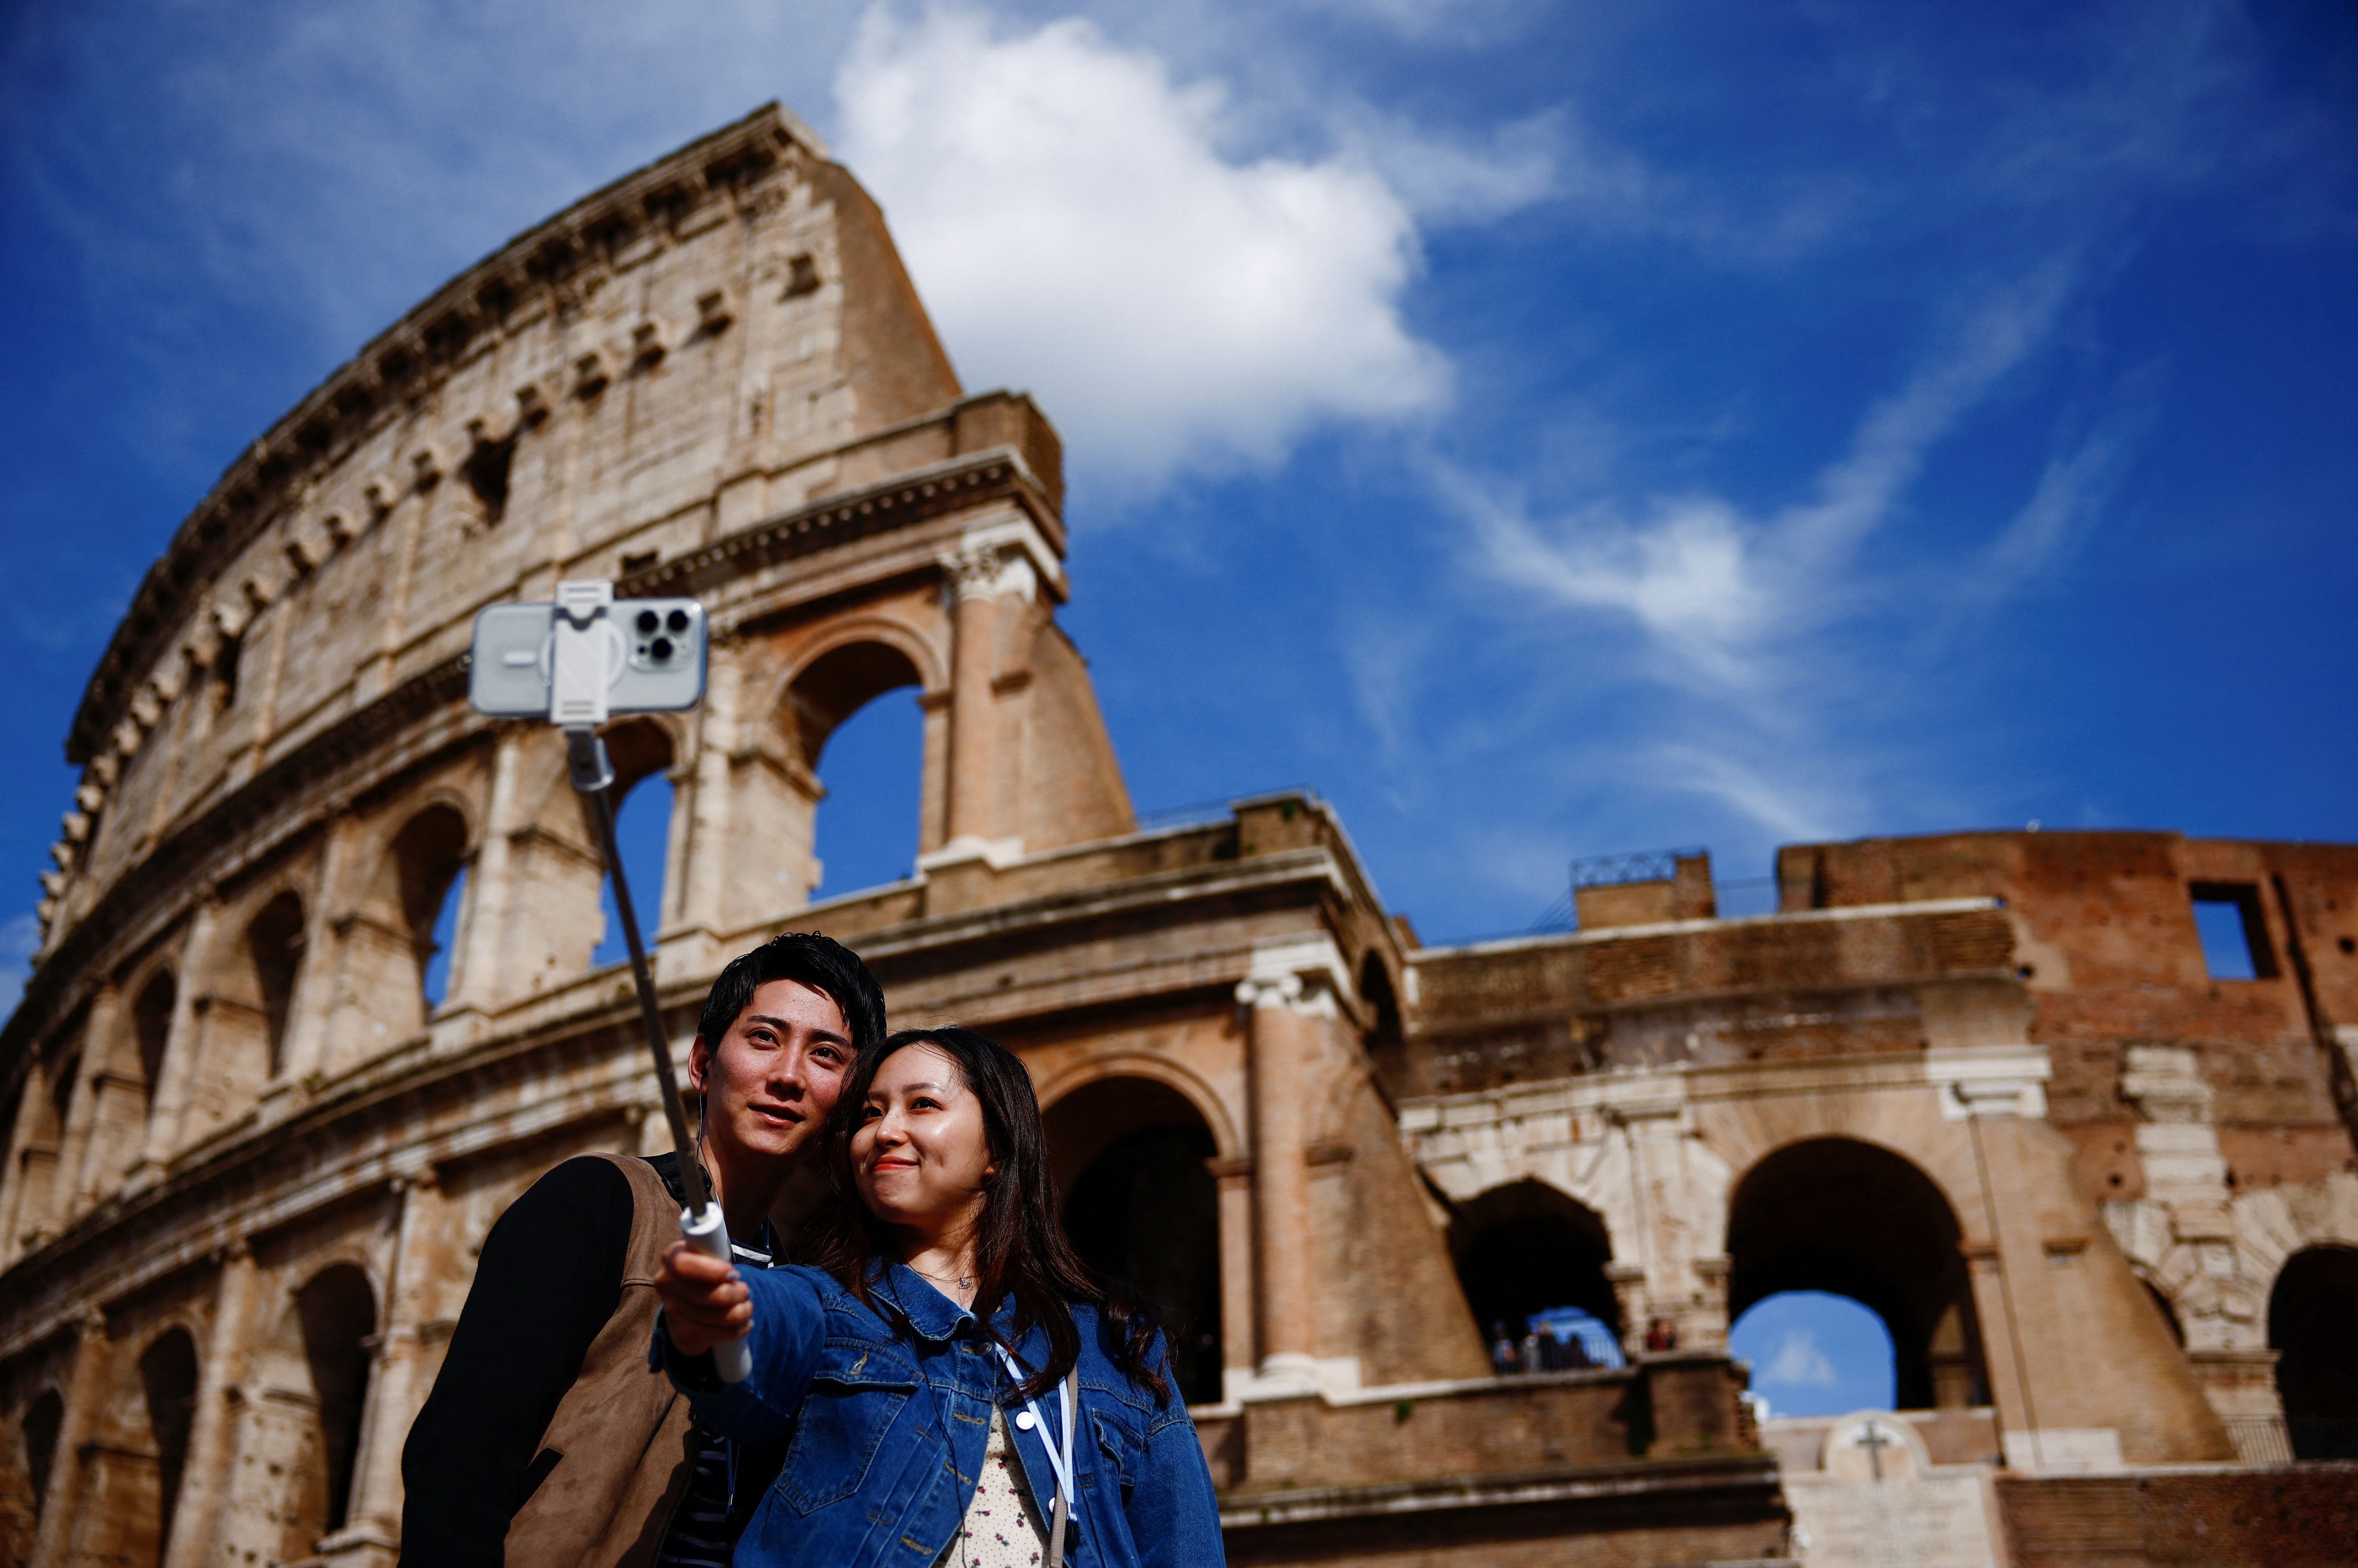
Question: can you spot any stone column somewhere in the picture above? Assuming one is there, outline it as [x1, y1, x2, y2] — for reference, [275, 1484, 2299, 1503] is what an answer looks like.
[161, 1243, 261, 1568]
[450, 727, 528, 1012]
[28, 1311, 112, 1568]
[0, 1068, 50, 1263]
[1237, 974, 1325, 1391]
[943, 548, 1010, 853]
[68, 986, 137, 1206]
[140, 893, 222, 1171]
[664, 655, 743, 974]
[277, 814, 358, 1088]
[1211, 1154, 1259, 1403]
[340, 1171, 449, 1560]
[49, 1000, 113, 1231]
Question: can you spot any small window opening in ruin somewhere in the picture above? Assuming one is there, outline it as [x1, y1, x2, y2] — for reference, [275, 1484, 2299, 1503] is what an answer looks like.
[462, 433, 517, 522]
[592, 772, 673, 969]
[783, 253, 820, 297]
[619, 549, 659, 575]
[21, 1389, 63, 1521]
[213, 635, 242, 710]
[133, 971, 176, 1112]
[2190, 883, 2277, 981]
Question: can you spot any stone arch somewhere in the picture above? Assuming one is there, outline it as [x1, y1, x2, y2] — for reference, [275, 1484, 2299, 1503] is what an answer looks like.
[130, 967, 176, 1114]
[76, 1324, 200, 1566]
[1449, 1179, 1623, 1362]
[768, 616, 948, 751]
[13, 1386, 64, 1539]
[220, 1261, 378, 1563]
[228, 888, 307, 1082]
[372, 802, 473, 1017]
[1034, 1053, 1242, 1162]
[1042, 1073, 1225, 1405]
[6, 1046, 80, 1250]
[1726, 1137, 1989, 1411]
[2268, 1244, 2358, 1459]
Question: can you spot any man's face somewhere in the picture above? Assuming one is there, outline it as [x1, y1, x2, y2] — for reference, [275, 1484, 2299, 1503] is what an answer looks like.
[687, 979, 853, 1167]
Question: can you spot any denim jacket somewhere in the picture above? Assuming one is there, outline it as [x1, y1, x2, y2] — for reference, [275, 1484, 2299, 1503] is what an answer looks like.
[660, 1263, 1226, 1568]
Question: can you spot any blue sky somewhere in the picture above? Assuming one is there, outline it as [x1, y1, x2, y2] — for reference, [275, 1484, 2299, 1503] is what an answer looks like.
[3, 0, 2351, 1413]
[5, 0, 2352, 962]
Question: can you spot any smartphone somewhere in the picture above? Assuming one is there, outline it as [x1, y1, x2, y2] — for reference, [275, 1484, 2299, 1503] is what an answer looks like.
[468, 597, 708, 718]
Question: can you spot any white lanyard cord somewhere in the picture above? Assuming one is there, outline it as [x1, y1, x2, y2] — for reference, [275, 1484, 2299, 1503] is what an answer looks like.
[992, 1345, 1077, 1512]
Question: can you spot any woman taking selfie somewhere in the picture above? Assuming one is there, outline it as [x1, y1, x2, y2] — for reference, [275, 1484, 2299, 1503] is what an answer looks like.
[653, 1026, 1225, 1568]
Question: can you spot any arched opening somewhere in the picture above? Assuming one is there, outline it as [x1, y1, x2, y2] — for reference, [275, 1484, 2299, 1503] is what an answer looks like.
[245, 893, 306, 1077]
[296, 1265, 376, 1534]
[132, 972, 175, 1112]
[137, 1329, 199, 1560]
[1044, 1078, 1223, 1405]
[795, 642, 922, 897]
[1449, 1181, 1623, 1372]
[592, 721, 676, 968]
[12, 1051, 79, 1244]
[217, 1263, 379, 1564]
[20, 1388, 63, 1525]
[1727, 1138, 1987, 1411]
[386, 805, 468, 1009]
[2269, 1244, 2358, 1459]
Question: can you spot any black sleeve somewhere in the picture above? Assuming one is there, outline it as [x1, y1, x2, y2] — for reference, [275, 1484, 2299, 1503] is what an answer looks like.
[399, 1155, 637, 1568]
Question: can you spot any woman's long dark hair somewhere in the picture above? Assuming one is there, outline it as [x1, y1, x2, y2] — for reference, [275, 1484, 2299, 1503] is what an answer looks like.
[800, 1026, 1172, 1404]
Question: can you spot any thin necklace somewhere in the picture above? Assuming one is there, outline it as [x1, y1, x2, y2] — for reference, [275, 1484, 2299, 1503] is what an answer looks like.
[910, 1262, 977, 1289]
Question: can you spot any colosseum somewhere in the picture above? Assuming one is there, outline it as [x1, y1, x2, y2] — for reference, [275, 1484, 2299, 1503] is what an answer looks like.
[4, 103, 2357, 1568]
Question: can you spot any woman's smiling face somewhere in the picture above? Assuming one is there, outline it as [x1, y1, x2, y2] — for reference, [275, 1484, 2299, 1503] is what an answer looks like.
[853, 1043, 998, 1234]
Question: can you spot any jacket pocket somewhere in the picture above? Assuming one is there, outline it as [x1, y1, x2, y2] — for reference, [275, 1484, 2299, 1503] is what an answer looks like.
[1088, 1406, 1144, 1505]
[777, 1339, 919, 1513]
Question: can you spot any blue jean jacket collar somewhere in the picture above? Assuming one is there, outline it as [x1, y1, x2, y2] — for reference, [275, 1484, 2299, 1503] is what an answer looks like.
[868, 1262, 980, 1345]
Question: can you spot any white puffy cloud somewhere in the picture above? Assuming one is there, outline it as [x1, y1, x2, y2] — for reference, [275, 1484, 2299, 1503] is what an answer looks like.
[837, 6, 1452, 487]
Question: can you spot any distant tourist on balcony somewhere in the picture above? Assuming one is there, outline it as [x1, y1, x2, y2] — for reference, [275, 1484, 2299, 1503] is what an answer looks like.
[1645, 1317, 1679, 1352]
[1489, 1322, 1522, 1375]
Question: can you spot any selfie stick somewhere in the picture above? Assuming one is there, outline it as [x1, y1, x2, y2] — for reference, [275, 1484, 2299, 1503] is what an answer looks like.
[550, 581, 752, 1384]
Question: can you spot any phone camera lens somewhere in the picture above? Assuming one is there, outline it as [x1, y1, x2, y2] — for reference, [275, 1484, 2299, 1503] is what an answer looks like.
[636, 610, 659, 633]
[650, 637, 675, 662]
[666, 609, 690, 633]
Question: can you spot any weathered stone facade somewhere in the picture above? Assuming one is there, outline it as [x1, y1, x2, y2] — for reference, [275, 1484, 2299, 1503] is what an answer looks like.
[3, 105, 2354, 1568]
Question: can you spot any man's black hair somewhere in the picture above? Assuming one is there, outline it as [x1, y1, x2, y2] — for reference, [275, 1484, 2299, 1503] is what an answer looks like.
[695, 931, 885, 1054]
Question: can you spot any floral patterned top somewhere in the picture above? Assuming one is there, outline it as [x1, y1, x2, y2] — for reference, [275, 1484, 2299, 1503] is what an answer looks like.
[936, 1407, 1051, 1568]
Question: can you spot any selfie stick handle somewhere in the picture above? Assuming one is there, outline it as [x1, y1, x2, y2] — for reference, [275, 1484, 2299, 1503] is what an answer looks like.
[570, 727, 752, 1384]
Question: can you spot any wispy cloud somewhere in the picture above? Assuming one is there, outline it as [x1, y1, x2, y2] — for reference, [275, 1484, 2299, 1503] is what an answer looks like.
[1763, 1327, 1840, 1389]
[1452, 261, 2080, 696]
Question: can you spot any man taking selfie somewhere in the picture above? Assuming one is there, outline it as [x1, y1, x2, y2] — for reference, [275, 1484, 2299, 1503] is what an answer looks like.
[399, 931, 886, 1568]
